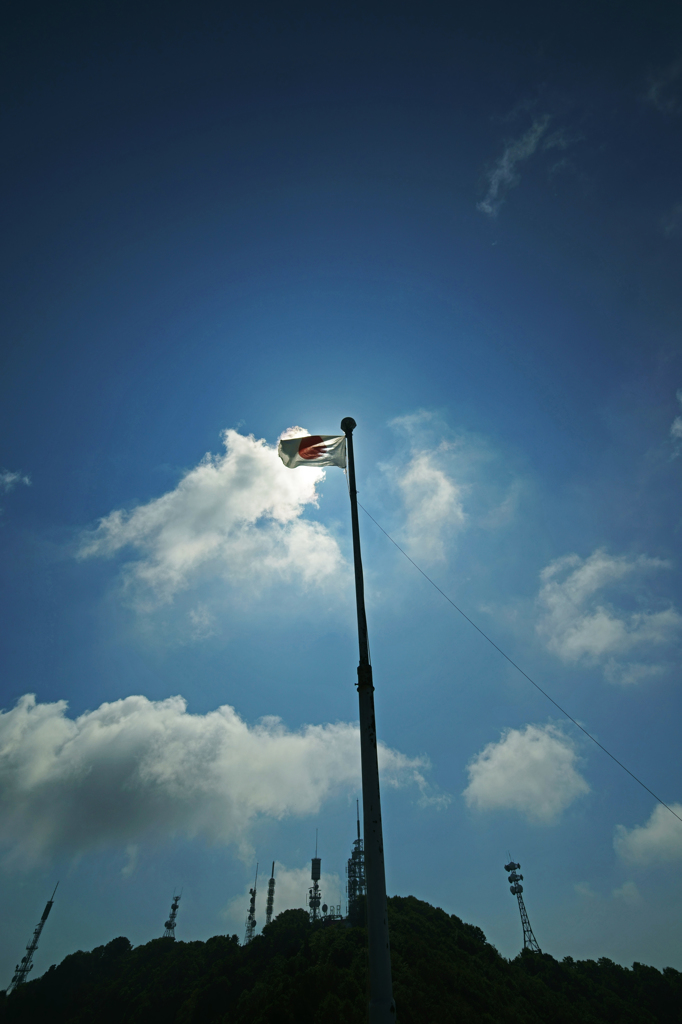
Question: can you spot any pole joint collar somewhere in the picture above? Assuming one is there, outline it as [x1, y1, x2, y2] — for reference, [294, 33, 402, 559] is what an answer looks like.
[357, 663, 374, 690]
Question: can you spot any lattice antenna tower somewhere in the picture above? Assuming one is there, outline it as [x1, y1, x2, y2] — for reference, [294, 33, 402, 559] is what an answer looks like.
[265, 862, 276, 927]
[307, 831, 322, 923]
[163, 892, 181, 939]
[7, 883, 59, 994]
[244, 864, 258, 944]
[504, 860, 541, 953]
[346, 799, 366, 918]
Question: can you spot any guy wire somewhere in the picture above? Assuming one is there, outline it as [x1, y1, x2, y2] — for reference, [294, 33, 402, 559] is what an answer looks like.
[358, 501, 682, 827]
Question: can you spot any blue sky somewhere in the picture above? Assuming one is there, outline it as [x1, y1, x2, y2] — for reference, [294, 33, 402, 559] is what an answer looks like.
[2, 0, 682, 982]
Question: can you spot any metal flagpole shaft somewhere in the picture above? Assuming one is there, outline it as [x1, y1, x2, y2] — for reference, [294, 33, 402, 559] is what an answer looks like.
[341, 417, 396, 1024]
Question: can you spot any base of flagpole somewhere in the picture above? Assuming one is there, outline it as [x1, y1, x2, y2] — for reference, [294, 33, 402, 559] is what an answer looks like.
[369, 999, 397, 1023]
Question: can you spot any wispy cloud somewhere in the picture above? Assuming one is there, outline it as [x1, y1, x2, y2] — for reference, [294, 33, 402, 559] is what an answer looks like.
[463, 723, 589, 824]
[0, 470, 31, 493]
[188, 603, 217, 641]
[615, 803, 682, 865]
[382, 414, 467, 563]
[0, 693, 432, 866]
[646, 61, 682, 114]
[536, 550, 682, 683]
[612, 881, 642, 905]
[78, 428, 345, 607]
[662, 201, 682, 238]
[477, 115, 550, 217]
[542, 128, 581, 152]
[383, 412, 519, 564]
[670, 388, 682, 454]
[396, 448, 466, 562]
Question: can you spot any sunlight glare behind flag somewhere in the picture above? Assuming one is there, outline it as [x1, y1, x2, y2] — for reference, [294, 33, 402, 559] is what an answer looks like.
[278, 434, 347, 469]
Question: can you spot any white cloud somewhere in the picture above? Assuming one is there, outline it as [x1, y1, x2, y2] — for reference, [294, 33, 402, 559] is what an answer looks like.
[614, 803, 682, 866]
[536, 549, 682, 683]
[78, 428, 344, 606]
[0, 693, 431, 866]
[278, 425, 311, 440]
[0, 470, 30, 493]
[463, 723, 589, 824]
[477, 115, 550, 217]
[223, 862, 344, 937]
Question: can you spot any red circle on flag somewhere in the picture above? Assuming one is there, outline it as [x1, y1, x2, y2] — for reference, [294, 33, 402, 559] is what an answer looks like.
[298, 436, 324, 459]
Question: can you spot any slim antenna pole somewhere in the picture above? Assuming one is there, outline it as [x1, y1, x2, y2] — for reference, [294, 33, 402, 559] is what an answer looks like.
[266, 862, 276, 927]
[7, 884, 59, 993]
[341, 417, 396, 1024]
[347, 802, 367, 921]
[244, 864, 259, 944]
[309, 841, 322, 922]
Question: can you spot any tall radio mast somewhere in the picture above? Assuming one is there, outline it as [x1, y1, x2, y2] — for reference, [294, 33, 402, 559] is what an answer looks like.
[504, 860, 541, 953]
[307, 831, 322, 923]
[265, 863, 276, 927]
[163, 893, 181, 939]
[346, 800, 366, 921]
[244, 864, 258, 944]
[7, 883, 58, 994]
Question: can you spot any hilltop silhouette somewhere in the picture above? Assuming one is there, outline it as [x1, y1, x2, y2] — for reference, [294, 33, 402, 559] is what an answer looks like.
[1, 896, 680, 1023]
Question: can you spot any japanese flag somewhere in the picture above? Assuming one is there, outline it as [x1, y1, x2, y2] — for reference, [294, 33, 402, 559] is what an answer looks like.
[278, 434, 347, 469]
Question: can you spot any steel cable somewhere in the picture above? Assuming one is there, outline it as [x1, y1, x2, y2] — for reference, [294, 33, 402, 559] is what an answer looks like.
[358, 501, 682, 828]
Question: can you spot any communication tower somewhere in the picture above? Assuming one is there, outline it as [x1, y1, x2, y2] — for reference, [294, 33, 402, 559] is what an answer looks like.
[265, 862, 276, 927]
[307, 832, 322, 923]
[244, 864, 258, 944]
[163, 893, 181, 939]
[504, 860, 541, 953]
[346, 800, 366, 920]
[7, 883, 58, 994]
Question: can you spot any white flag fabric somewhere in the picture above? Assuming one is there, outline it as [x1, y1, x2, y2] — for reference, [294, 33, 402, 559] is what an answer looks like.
[278, 434, 347, 469]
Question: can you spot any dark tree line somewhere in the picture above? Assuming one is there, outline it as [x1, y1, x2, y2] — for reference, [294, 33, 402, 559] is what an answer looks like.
[1, 895, 680, 1023]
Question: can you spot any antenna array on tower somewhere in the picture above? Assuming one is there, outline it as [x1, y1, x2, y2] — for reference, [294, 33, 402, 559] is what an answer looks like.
[163, 894, 181, 940]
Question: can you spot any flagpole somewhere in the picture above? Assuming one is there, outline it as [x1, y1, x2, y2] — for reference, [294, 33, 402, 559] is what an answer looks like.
[341, 417, 396, 1024]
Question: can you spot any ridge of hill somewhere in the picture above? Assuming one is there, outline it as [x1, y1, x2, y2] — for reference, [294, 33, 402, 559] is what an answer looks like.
[1, 895, 680, 1023]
